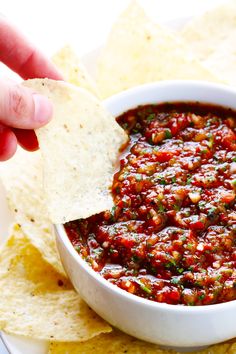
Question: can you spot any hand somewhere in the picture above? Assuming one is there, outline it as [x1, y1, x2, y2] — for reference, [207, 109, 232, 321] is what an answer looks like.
[0, 17, 63, 161]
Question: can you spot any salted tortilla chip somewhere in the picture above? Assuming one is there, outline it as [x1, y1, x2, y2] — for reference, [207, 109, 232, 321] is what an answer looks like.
[202, 31, 236, 87]
[52, 45, 100, 96]
[180, 1, 236, 86]
[48, 330, 171, 354]
[97, 1, 220, 98]
[180, 0, 236, 61]
[181, 1, 236, 86]
[23, 79, 127, 224]
[48, 329, 234, 354]
[0, 224, 111, 341]
[0, 148, 65, 276]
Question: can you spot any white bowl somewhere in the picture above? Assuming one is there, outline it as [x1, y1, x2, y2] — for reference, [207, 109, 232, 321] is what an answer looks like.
[55, 81, 236, 351]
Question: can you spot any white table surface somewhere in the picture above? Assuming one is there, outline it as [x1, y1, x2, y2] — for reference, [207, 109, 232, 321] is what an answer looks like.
[0, 0, 225, 352]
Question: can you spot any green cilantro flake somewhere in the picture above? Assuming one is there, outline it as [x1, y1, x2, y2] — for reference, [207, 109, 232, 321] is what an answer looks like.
[115, 186, 120, 194]
[177, 267, 184, 274]
[110, 206, 117, 222]
[173, 204, 180, 211]
[166, 259, 177, 268]
[122, 123, 129, 130]
[231, 179, 236, 186]
[208, 134, 214, 148]
[198, 201, 206, 208]
[159, 178, 166, 185]
[146, 113, 155, 123]
[132, 128, 139, 134]
[131, 255, 140, 262]
[75, 245, 81, 252]
[158, 203, 165, 212]
[137, 280, 152, 294]
[187, 243, 194, 250]
[165, 129, 172, 139]
[207, 207, 217, 220]
[186, 178, 192, 185]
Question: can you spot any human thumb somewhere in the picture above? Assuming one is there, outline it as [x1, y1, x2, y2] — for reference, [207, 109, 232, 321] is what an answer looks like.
[0, 79, 52, 129]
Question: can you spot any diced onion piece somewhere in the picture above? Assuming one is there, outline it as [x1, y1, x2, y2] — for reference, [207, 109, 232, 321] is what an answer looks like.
[188, 192, 201, 203]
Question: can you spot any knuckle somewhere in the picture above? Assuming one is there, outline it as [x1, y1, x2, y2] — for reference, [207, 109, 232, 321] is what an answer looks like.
[8, 85, 29, 119]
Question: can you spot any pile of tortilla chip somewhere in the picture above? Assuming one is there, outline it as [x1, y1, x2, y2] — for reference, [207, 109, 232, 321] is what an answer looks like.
[0, 1, 235, 353]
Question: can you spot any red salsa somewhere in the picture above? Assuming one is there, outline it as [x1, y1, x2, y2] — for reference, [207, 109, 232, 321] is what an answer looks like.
[66, 102, 236, 306]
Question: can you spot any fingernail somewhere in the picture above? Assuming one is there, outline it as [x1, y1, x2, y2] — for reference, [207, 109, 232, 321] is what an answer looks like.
[33, 94, 53, 124]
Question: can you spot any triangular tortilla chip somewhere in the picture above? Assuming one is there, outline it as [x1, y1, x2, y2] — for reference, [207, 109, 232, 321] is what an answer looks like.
[0, 225, 111, 341]
[52, 45, 100, 97]
[24, 79, 127, 224]
[97, 1, 220, 98]
[48, 330, 234, 354]
[180, 0, 236, 86]
[0, 148, 65, 276]
[181, 0, 236, 61]
[48, 330, 171, 354]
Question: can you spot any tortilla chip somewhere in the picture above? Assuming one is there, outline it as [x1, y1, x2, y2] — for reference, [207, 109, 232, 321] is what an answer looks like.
[0, 224, 111, 341]
[97, 1, 220, 98]
[48, 330, 172, 354]
[183, 343, 232, 354]
[24, 79, 127, 224]
[180, 0, 236, 61]
[228, 343, 236, 353]
[52, 45, 100, 96]
[48, 332, 235, 354]
[180, 1, 236, 87]
[0, 148, 65, 276]
[202, 31, 236, 87]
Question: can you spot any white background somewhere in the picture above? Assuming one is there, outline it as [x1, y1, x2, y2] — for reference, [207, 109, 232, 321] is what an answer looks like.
[1, 0, 225, 56]
[0, 0, 225, 352]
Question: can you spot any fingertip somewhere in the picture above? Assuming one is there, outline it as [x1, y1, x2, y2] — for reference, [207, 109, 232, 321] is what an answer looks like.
[0, 125, 17, 161]
[0, 81, 53, 130]
[13, 128, 39, 151]
[33, 93, 53, 126]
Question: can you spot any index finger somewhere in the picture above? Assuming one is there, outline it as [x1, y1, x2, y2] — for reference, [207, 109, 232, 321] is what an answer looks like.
[0, 17, 63, 80]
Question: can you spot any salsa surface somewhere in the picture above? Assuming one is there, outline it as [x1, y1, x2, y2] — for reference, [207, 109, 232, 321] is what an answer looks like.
[66, 102, 236, 306]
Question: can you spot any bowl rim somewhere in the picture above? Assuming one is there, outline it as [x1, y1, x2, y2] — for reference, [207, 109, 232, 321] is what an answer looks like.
[56, 79, 236, 313]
